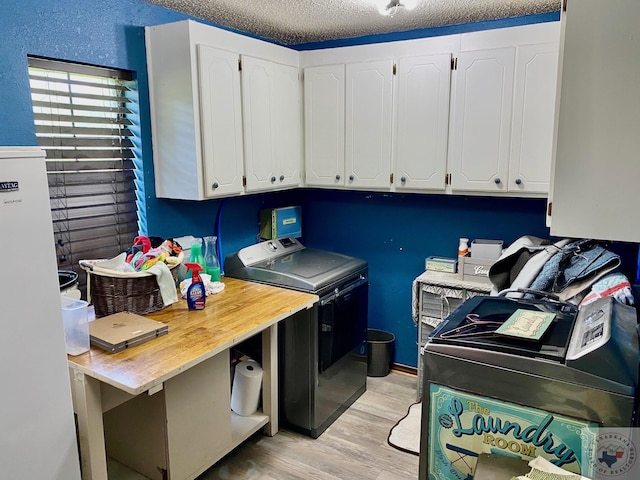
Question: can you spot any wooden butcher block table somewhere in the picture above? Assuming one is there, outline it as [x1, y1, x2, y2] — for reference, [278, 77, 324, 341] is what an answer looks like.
[68, 277, 318, 480]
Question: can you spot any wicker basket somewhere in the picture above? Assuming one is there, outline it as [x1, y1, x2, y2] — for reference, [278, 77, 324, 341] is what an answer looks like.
[80, 254, 183, 318]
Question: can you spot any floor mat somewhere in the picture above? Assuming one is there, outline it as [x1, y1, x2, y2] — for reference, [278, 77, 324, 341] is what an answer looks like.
[387, 401, 421, 456]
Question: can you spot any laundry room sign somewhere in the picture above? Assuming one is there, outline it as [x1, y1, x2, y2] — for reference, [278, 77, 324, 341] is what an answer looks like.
[427, 384, 599, 480]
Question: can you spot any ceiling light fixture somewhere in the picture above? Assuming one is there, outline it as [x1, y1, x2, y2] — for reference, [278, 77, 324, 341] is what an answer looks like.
[377, 0, 417, 17]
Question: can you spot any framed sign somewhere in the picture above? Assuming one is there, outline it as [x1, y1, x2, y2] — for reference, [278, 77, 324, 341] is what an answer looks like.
[427, 384, 599, 479]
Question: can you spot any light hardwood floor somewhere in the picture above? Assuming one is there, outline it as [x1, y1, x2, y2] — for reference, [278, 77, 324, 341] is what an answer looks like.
[109, 371, 419, 480]
[199, 371, 419, 480]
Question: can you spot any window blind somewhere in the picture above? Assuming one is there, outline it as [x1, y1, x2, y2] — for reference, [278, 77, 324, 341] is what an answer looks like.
[28, 57, 140, 294]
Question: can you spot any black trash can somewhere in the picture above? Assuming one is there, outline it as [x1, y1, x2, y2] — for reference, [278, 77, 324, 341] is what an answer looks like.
[367, 329, 395, 377]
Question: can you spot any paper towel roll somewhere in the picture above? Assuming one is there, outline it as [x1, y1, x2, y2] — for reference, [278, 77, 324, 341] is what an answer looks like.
[231, 359, 263, 416]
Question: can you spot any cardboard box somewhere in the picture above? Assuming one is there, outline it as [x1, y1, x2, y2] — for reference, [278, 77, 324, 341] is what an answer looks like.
[259, 206, 302, 240]
[458, 256, 495, 285]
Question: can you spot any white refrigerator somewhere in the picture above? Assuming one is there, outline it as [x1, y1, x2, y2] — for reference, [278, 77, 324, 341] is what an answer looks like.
[0, 147, 81, 479]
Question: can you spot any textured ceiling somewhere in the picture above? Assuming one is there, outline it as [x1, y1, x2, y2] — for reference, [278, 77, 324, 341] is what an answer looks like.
[146, 0, 561, 45]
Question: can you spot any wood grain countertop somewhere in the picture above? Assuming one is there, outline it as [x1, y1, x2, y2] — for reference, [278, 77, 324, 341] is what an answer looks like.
[67, 277, 318, 395]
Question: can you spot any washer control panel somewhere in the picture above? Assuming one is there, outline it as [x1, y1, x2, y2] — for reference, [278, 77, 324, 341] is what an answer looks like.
[566, 297, 611, 361]
[235, 237, 305, 266]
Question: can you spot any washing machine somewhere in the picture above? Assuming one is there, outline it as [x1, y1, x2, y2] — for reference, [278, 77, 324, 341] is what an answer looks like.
[225, 237, 368, 438]
[418, 294, 639, 480]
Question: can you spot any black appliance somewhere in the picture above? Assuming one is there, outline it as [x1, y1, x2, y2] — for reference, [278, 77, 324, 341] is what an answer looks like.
[224, 237, 368, 438]
[419, 294, 640, 480]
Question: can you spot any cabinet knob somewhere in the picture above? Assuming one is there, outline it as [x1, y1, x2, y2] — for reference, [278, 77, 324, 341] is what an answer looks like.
[515, 178, 522, 185]
[270, 176, 276, 183]
[212, 182, 219, 189]
[335, 174, 341, 181]
[279, 175, 285, 181]
[401, 176, 407, 183]
[349, 174, 355, 182]
[494, 178, 501, 185]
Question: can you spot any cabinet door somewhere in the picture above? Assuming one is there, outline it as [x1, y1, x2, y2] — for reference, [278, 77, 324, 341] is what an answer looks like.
[345, 59, 393, 189]
[102, 354, 232, 480]
[509, 43, 559, 193]
[550, 0, 640, 243]
[164, 353, 232, 479]
[449, 48, 515, 192]
[394, 54, 451, 191]
[304, 64, 345, 187]
[197, 44, 245, 197]
[242, 56, 277, 192]
[274, 64, 302, 188]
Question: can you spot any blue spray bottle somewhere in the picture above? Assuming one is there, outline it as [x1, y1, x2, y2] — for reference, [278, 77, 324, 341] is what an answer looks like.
[184, 262, 206, 310]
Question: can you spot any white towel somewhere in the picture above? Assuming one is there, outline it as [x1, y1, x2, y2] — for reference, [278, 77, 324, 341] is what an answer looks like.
[95, 252, 135, 272]
[147, 262, 178, 306]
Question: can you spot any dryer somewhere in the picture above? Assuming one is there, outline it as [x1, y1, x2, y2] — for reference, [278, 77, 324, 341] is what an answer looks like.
[225, 238, 368, 438]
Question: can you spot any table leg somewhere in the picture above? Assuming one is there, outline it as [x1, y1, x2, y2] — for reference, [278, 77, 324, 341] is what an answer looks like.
[70, 369, 108, 480]
[261, 323, 278, 436]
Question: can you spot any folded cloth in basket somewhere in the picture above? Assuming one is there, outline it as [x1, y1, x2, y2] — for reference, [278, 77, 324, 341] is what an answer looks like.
[91, 252, 135, 273]
[147, 261, 178, 306]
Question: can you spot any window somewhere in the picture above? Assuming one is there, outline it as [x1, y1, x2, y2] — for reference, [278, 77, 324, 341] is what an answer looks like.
[28, 57, 142, 294]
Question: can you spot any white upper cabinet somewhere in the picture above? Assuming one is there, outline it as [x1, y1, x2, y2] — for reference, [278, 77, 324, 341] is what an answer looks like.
[197, 45, 245, 198]
[393, 54, 452, 192]
[449, 47, 515, 193]
[304, 64, 345, 187]
[274, 64, 304, 190]
[148, 20, 560, 200]
[242, 56, 275, 192]
[449, 22, 560, 195]
[242, 56, 301, 192]
[302, 23, 559, 196]
[549, 0, 640, 243]
[145, 20, 300, 200]
[146, 22, 246, 200]
[304, 55, 447, 192]
[345, 59, 394, 189]
[304, 60, 393, 190]
[509, 43, 559, 194]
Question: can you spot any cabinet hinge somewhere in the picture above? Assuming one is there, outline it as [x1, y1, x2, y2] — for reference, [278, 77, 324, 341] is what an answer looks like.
[238, 59, 242, 71]
[563, 0, 567, 12]
[242, 176, 246, 187]
[393, 64, 397, 75]
[451, 57, 457, 71]
[390, 173, 394, 184]
[445, 173, 451, 185]
[547, 202, 553, 217]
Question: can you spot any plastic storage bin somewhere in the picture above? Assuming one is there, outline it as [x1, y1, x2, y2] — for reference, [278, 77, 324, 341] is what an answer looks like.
[60, 295, 89, 356]
[470, 239, 503, 260]
[367, 329, 395, 377]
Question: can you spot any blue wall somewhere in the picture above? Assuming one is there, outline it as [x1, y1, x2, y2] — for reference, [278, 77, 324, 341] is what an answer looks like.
[298, 191, 549, 365]
[3, 0, 634, 369]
